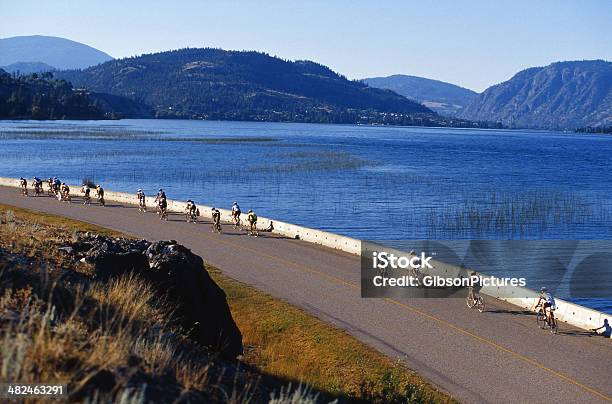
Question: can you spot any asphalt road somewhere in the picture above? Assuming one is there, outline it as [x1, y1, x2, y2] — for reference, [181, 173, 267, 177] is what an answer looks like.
[1, 186, 610, 404]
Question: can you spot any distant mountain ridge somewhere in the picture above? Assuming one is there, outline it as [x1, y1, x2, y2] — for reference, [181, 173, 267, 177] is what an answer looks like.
[363, 75, 478, 116]
[0, 35, 113, 70]
[459, 60, 612, 129]
[0, 62, 56, 75]
[57, 48, 440, 123]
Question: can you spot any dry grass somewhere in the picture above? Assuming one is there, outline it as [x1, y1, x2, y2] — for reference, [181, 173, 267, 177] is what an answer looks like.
[0, 204, 453, 403]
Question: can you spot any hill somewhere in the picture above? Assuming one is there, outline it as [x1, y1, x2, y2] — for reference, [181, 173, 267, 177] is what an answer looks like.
[0, 35, 113, 70]
[0, 61, 56, 74]
[57, 48, 441, 124]
[363, 74, 478, 116]
[0, 69, 151, 119]
[459, 60, 612, 129]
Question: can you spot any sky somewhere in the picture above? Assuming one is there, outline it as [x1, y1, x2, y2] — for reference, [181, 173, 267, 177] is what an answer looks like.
[1, 0, 610, 92]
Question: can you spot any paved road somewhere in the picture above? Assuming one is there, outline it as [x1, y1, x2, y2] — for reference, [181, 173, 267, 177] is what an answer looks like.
[1, 186, 610, 404]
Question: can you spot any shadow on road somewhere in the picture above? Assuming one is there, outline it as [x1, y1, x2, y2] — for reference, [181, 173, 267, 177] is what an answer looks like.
[487, 309, 534, 316]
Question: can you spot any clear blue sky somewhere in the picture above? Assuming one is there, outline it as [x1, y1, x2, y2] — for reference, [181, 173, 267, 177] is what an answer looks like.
[1, 0, 610, 92]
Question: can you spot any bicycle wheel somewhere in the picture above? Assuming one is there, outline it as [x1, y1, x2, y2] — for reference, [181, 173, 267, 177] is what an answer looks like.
[466, 296, 475, 309]
[536, 312, 547, 329]
[550, 317, 559, 334]
[476, 296, 485, 312]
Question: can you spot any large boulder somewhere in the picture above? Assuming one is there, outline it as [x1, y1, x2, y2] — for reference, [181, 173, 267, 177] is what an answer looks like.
[144, 241, 243, 358]
[69, 234, 243, 358]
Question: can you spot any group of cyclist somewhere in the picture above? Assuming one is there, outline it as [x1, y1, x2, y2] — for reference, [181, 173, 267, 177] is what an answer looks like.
[20, 176, 105, 205]
[468, 278, 560, 332]
[137, 188, 262, 236]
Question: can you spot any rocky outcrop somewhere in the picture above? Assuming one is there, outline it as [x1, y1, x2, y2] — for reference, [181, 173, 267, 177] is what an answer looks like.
[459, 60, 612, 129]
[69, 234, 243, 358]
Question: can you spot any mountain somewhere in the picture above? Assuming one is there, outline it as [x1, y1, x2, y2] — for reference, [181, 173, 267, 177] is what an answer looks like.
[0, 61, 56, 75]
[459, 60, 612, 129]
[0, 35, 113, 70]
[363, 75, 478, 116]
[0, 69, 151, 120]
[57, 48, 439, 123]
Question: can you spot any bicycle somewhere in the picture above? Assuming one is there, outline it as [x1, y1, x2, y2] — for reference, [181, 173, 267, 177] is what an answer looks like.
[247, 222, 258, 237]
[466, 290, 485, 313]
[535, 306, 558, 334]
[158, 207, 168, 221]
[232, 214, 242, 230]
[34, 183, 42, 197]
[212, 221, 222, 234]
[185, 211, 198, 223]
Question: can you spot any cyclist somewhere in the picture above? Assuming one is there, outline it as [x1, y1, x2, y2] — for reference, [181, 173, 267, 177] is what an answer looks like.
[158, 196, 168, 220]
[154, 189, 165, 214]
[591, 319, 611, 338]
[19, 177, 28, 196]
[533, 287, 556, 327]
[185, 200, 198, 223]
[81, 184, 91, 205]
[96, 185, 105, 207]
[467, 271, 482, 306]
[137, 189, 146, 212]
[263, 220, 274, 232]
[32, 177, 42, 196]
[155, 189, 166, 202]
[231, 201, 241, 227]
[53, 177, 61, 196]
[247, 209, 258, 236]
[60, 183, 71, 202]
[211, 207, 221, 233]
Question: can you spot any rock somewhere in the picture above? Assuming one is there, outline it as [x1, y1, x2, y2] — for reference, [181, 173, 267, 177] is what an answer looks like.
[67, 235, 243, 358]
[144, 241, 243, 359]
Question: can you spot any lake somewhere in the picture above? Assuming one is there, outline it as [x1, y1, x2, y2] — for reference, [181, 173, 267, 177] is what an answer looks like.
[1, 119, 611, 312]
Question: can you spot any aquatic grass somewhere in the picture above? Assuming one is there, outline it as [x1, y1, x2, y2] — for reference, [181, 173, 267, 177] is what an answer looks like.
[425, 190, 609, 238]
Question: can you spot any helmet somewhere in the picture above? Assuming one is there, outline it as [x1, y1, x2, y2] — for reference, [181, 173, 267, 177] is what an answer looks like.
[248, 209, 253, 213]
[159, 188, 163, 191]
[541, 287, 547, 292]
[211, 207, 216, 210]
[137, 189, 142, 192]
[233, 201, 237, 205]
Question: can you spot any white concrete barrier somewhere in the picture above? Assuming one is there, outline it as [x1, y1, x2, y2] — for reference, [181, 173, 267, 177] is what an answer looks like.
[0, 176, 609, 334]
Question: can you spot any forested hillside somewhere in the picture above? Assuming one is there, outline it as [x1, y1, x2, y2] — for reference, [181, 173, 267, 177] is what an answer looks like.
[58, 48, 450, 124]
[0, 69, 150, 119]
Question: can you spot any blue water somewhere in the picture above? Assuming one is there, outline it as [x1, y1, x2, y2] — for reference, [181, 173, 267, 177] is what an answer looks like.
[1, 119, 611, 312]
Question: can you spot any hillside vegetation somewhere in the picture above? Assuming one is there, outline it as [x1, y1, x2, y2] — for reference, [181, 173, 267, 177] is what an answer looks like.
[459, 60, 612, 129]
[0, 69, 151, 119]
[57, 48, 460, 125]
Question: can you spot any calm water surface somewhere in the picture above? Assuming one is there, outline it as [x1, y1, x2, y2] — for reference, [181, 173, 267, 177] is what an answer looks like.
[1, 119, 611, 312]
